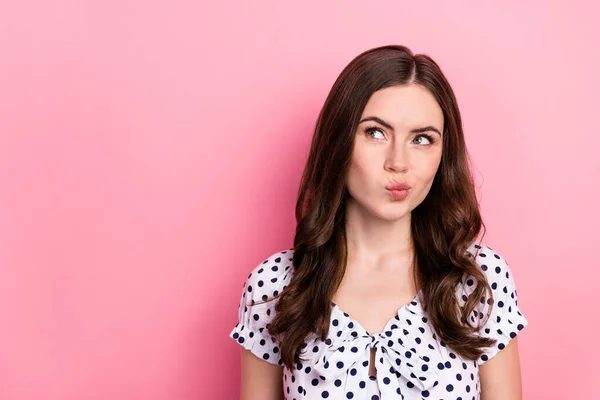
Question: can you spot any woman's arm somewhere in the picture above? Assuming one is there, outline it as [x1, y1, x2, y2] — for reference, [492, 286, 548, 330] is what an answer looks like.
[240, 347, 284, 400]
[479, 337, 523, 400]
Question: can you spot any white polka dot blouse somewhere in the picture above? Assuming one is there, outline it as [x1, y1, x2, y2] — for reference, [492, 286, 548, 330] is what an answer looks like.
[229, 242, 528, 399]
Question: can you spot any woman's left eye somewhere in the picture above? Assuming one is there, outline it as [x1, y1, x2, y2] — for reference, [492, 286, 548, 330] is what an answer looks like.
[414, 134, 435, 145]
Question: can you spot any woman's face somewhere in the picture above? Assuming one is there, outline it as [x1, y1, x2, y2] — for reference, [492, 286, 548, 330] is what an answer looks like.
[346, 84, 445, 221]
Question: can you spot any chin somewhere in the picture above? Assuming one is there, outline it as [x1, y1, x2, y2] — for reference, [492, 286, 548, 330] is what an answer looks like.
[375, 204, 411, 221]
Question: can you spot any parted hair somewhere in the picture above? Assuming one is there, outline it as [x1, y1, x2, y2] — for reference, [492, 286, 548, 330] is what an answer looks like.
[266, 45, 495, 371]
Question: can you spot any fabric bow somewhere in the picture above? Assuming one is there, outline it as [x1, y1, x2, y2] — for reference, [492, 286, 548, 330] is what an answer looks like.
[312, 330, 440, 391]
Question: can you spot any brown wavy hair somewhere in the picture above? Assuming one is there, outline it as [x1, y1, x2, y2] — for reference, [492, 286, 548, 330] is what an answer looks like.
[267, 45, 496, 371]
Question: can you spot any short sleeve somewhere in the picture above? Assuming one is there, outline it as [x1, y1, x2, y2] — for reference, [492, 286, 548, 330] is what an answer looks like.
[463, 244, 529, 365]
[229, 249, 293, 366]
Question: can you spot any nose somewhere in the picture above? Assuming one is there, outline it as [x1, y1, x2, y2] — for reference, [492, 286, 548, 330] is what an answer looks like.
[384, 143, 409, 173]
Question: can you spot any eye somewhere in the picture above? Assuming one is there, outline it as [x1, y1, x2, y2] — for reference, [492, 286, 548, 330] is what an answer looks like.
[413, 134, 435, 145]
[364, 126, 385, 140]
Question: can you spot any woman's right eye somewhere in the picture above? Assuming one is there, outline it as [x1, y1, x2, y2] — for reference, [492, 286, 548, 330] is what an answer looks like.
[365, 127, 385, 140]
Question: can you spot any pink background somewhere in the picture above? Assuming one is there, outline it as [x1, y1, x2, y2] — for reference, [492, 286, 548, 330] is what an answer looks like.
[1, 1, 598, 399]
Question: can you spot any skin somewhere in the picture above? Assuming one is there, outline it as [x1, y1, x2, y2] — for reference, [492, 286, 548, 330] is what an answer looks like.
[479, 338, 524, 399]
[238, 83, 523, 399]
[336, 83, 445, 377]
[340, 83, 445, 321]
[239, 348, 283, 400]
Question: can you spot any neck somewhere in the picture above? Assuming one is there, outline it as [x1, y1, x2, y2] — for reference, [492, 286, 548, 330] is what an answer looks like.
[344, 198, 415, 274]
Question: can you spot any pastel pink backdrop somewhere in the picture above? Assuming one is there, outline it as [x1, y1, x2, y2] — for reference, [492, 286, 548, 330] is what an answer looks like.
[0, 1, 598, 399]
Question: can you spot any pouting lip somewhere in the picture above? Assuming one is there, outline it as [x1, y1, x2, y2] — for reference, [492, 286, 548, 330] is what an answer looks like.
[386, 182, 411, 191]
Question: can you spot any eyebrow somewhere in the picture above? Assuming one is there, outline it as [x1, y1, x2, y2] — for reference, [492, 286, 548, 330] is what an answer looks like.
[359, 116, 442, 136]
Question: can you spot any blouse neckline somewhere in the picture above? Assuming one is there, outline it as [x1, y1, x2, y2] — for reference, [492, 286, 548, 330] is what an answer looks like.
[330, 289, 424, 337]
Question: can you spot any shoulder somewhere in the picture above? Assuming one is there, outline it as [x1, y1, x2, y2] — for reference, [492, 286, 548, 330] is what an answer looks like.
[461, 242, 529, 364]
[241, 248, 295, 303]
[457, 241, 523, 324]
[229, 248, 295, 365]
[463, 242, 518, 296]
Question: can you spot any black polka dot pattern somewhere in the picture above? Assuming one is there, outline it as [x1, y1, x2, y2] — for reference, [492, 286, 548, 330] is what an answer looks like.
[459, 244, 529, 367]
[229, 250, 293, 367]
[229, 243, 528, 398]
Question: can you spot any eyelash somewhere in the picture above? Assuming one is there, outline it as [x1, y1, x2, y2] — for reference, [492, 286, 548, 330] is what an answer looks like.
[364, 125, 436, 145]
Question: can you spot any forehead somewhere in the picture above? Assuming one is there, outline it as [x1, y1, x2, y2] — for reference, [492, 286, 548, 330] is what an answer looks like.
[361, 84, 444, 130]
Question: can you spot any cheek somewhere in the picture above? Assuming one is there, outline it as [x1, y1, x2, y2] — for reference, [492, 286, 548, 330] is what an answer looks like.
[347, 151, 378, 192]
[414, 155, 442, 189]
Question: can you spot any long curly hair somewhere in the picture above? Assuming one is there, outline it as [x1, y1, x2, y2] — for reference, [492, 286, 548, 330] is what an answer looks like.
[267, 45, 495, 371]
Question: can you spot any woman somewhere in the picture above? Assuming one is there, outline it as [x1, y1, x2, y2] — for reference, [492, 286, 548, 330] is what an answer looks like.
[229, 45, 528, 399]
